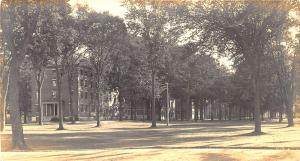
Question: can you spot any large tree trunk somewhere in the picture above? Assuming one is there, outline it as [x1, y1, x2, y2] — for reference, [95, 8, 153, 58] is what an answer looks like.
[218, 102, 222, 121]
[200, 106, 204, 121]
[0, 85, 5, 131]
[157, 99, 162, 121]
[56, 65, 64, 130]
[8, 58, 27, 149]
[133, 101, 137, 120]
[143, 99, 146, 121]
[186, 80, 192, 120]
[130, 100, 133, 120]
[239, 106, 242, 120]
[253, 78, 262, 133]
[199, 99, 204, 121]
[286, 51, 297, 127]
[286, 101, 294, 127]
[228, 104, 232, 121]
[151, 69, 156, 127]
[118, 93, 123, 121]
[96, 93, 101, 127]
[37, 81, 43, 125]
[0, 68, 9, 131]
[194, 100, 198, 121]
[23, 112, 27, 124]
[68, 75, 75, 124]
[279, 104, 283, 122]
[175, 99, 178, 120]
[210, 100, 214, 121]
[146, 98, 150, 120]
[180, 99, 185, 121]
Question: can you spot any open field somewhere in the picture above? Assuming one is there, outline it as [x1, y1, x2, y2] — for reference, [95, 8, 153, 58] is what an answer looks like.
[1, 120, 300, 161]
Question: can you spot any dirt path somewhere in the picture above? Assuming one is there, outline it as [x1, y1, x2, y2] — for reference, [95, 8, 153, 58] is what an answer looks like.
[1, 120, 300, 160]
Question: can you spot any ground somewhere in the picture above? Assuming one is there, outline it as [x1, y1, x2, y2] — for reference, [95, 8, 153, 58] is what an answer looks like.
[1, 120, 300, 161]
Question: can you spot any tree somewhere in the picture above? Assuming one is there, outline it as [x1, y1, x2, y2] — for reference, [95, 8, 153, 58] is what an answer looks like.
[271, 35, 299, 126]
[61, 14, 80, 124]
[107, 36, 131, 121]
[19, 60, 32, 124]
[1, 0, 41, 149]
[167, 44, 224, 121]
[27, 18, 50, 125]
[81, 10, 128, 127]
[194, 0, 294, 133]
[0, 23, 10, 131]
[40, 0, 72, 130]
[124, 0, 179, 127]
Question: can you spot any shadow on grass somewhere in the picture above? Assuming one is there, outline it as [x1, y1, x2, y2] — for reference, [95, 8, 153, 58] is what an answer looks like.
[200, 153, 239, 161]
[235, 131, 267, 137]
[2, 121, 300, 152]
[261, 151, 297, 160]
[123, 146, 300, 150]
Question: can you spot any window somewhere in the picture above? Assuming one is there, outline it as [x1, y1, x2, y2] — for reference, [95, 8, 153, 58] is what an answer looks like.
[81, 104, 84, 112]
[85, 92, 88, 99]
[52, 91, 57, 98]
[85, 105, 88, 112]
[52, 79, 57, 87]
[91, 93, 93, 100]
[90, 81, 93, 88]
[84, 79, 87, 87]
[91, 105, 95, 112]
[80, 79, 84, 87]
[80, 91, 83, 99]
[80, 69, 83, 75]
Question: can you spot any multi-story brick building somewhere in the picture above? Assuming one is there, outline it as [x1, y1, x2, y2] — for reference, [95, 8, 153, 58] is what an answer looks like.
[30, 59, 102, 121]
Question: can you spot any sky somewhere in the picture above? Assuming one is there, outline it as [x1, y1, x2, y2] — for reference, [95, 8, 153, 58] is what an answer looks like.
[69, 0, 126, 18]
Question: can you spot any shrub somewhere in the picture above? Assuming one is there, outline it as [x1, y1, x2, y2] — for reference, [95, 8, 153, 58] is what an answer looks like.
[50, 116, 72, 122]
[50, 116, 59, 122]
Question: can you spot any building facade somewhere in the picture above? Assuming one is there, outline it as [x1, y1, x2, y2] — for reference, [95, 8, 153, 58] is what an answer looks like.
[31, 59, 100, 121]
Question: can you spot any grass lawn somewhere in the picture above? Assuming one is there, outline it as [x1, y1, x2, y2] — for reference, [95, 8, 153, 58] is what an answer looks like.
[1, 120, 300, 161]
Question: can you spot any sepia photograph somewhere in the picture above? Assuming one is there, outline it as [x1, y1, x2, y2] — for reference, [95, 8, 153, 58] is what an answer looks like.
[1, 0, 300, 160]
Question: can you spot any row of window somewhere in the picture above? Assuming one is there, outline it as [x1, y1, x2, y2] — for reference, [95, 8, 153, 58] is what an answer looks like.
[51, 91, 95, 100]
[51, 90, 96, 100]
[80, 104, 96, 113]
[80, 69, 93, 77]
[80, 91, 99, 100]
[52, 79, 96, 89]
[80, 104, 89, 112]
[80, 79, 98, 88]
[52, 69, 92, 76]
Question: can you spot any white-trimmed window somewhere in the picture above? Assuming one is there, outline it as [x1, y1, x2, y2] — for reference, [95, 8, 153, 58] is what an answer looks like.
[84, 79, 88, 87]
[52, 79, 57, 87]
[52, 90, 57, 98]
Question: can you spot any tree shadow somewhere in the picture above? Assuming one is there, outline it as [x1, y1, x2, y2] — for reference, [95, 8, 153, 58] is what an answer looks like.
[199, 153, 240, 161]
[233, 131, 267, 137]
[261, 150, 297, 160]
[2, 121, 300, 152]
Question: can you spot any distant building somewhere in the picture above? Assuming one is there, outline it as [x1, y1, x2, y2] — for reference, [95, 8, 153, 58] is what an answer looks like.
[29, 59, 156, 122]
[30, 59, 105, 121]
